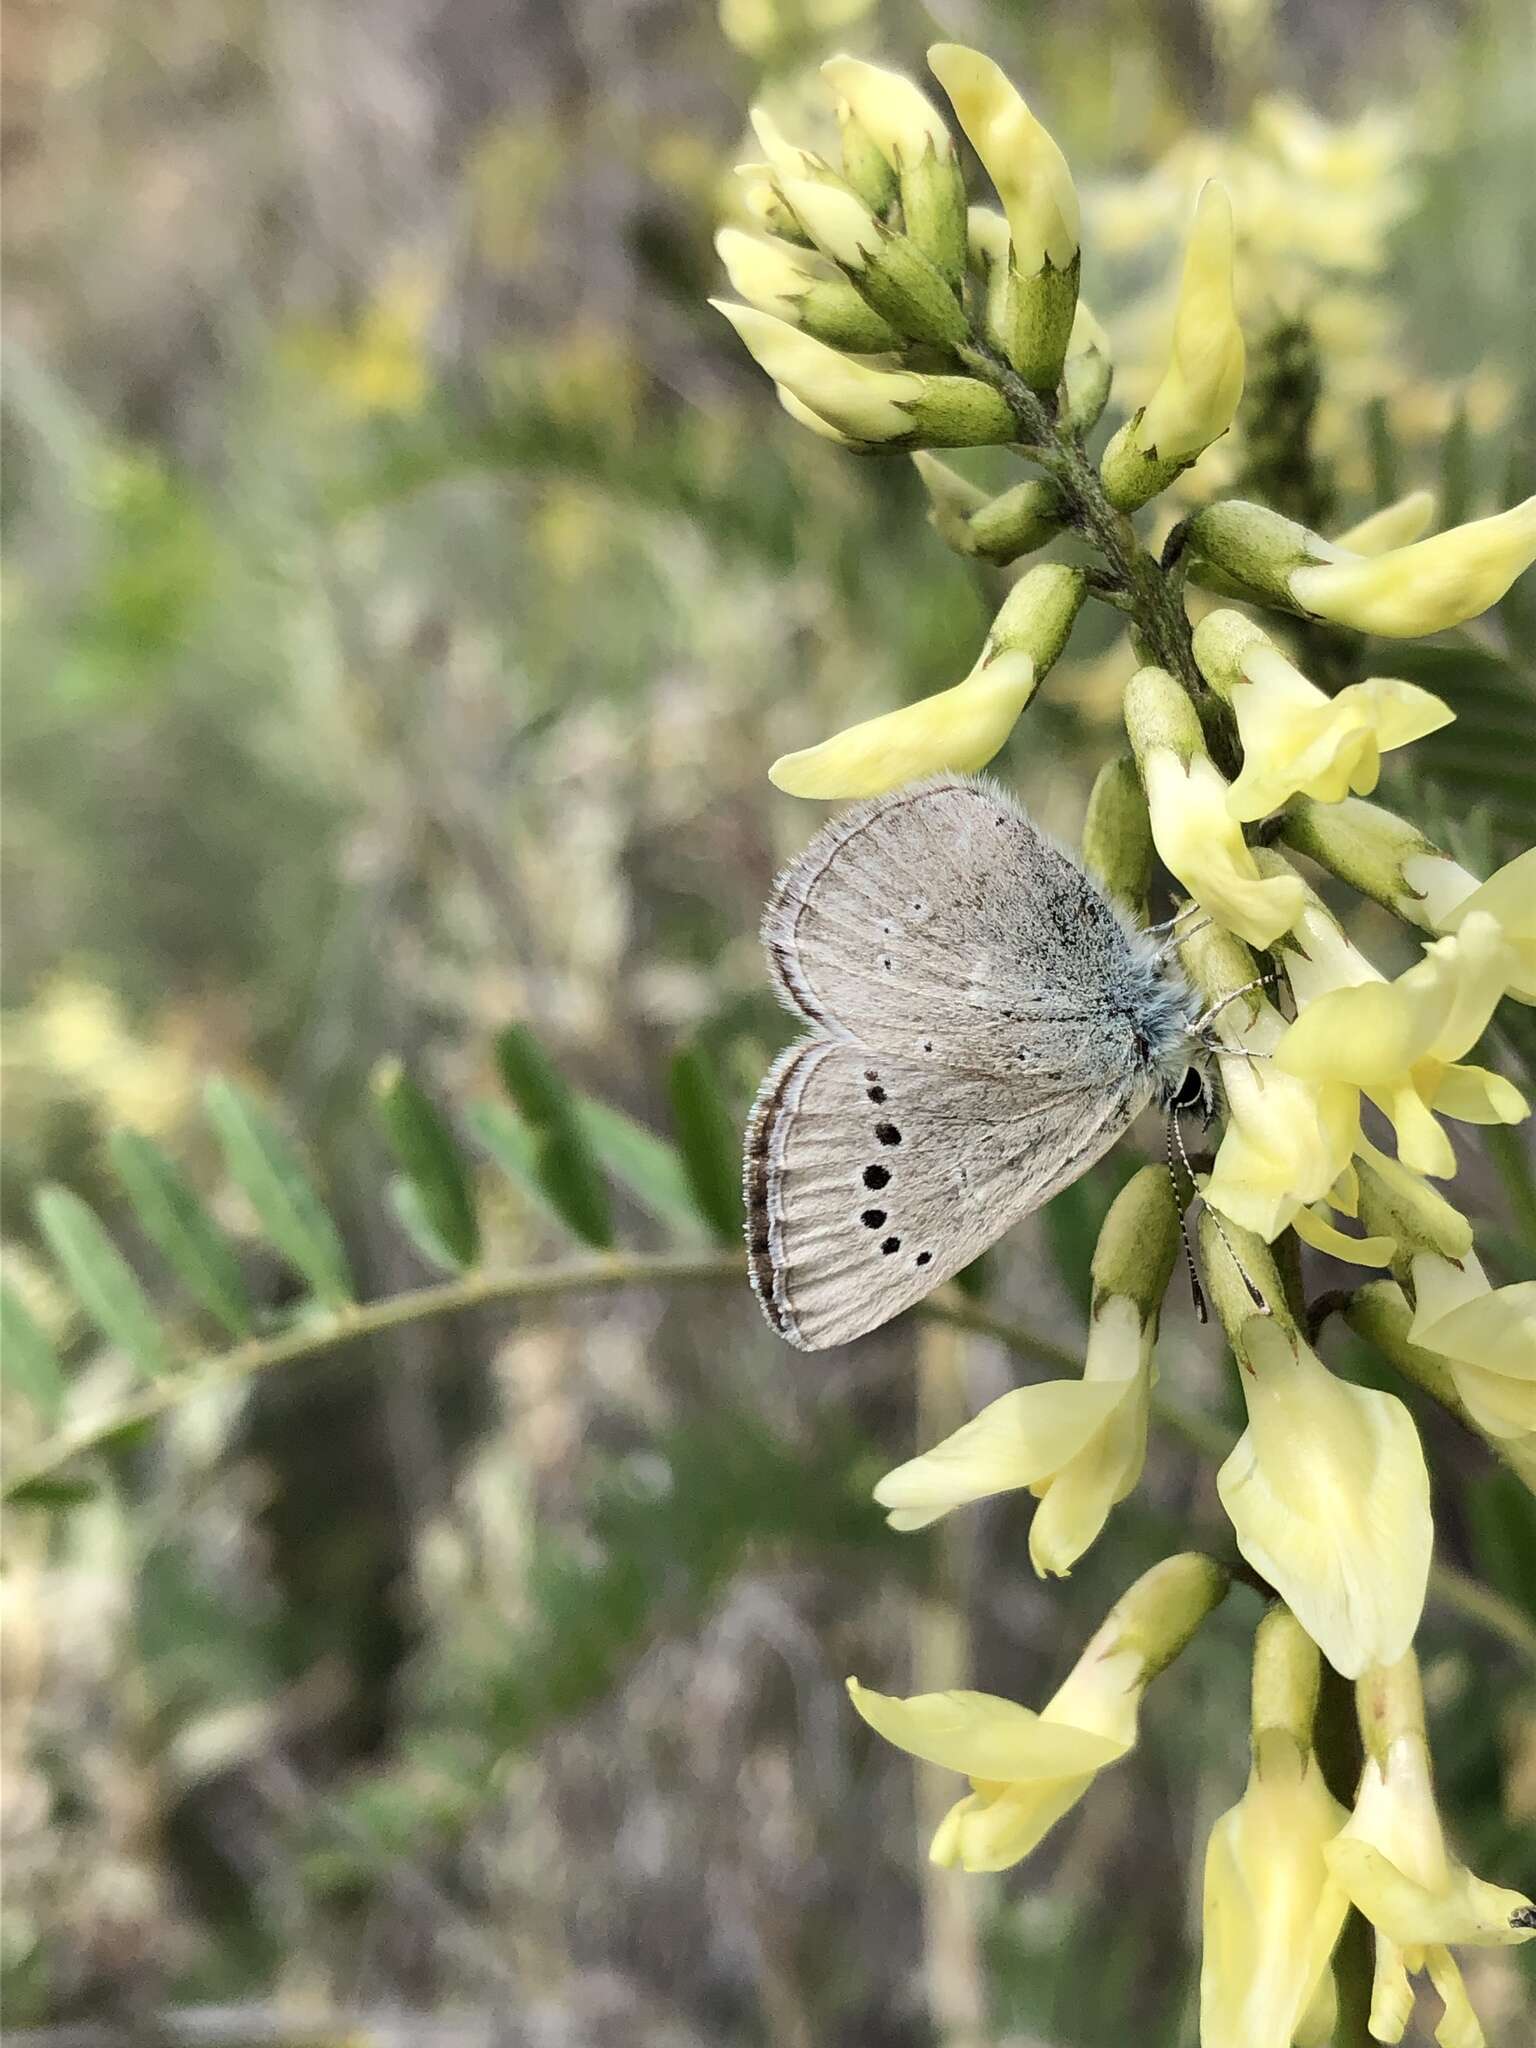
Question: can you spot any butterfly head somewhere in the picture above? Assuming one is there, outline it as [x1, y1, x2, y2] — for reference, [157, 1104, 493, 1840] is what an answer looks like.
[1160, 1060, 1216, 1127]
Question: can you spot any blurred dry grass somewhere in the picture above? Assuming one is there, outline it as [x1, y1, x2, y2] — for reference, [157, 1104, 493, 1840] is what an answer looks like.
[3, 1, 1535, 2041]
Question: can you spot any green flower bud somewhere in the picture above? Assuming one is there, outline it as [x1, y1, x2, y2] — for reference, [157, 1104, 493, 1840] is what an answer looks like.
[1124, 663, 1205, 767]
[714, 227, 901, 353]
[821, 55, 968, 288]
[1248, 1604, 1322, 1756]
[833, 96, 899, 215]
[1182, 499, 1337, 610]
[778, 177, 967, 349]
[1101, 1553, 1231, 1686]
[1197, 1208, 1301, 1348]
[1281, 796, 1452, 929]
[1354, 1147, 1475, 1264]
[1081, 754, 1153, 914]
[1091, 1164, 1180, 1321]
[984, 561, 1086, 675]
[910, 455, 1065, 564]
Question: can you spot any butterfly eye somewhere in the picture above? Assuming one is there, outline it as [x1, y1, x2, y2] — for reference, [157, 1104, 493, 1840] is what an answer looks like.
[1171, 1067, 1207, 1113]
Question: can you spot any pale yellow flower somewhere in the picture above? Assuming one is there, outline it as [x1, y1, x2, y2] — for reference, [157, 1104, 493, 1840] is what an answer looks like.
[714, 225, 898, 352]
[1202, 1740, 1350, 2048]
[1326, 1654, 1536, 2048]
[1192, 617, 1452, 822]
[1288, 497, 1536, 636]
[1142, 750, 1304, 948]
[1424, 847, 1536, 1004]
[769, 649, 1038, 796]
[1216, 1319, 1431, 1678]
[1274, 911, 1530, 1179]
[1203, 994, 1360, 1240]
[1406, 1249, 1536, 1446]
[925, 44, 1079, 274]
[1135, 182, 1245, 464]
[848, 1555, 1227, 1872]
[819, 54, 954, 173]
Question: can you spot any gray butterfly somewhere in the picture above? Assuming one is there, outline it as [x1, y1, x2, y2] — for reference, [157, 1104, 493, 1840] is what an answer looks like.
[745, 774, 1209, 1350]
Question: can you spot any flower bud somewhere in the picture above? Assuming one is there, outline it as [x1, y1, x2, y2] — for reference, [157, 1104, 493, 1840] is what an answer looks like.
[712, 300, 1015, 447]
[747, 105, 832, 187]
[1334, 488, 1437, 556]
[774, 384, 870, 447]
[777, 176, 968, 348]
[1080, 754, 1153, 914]
[910, 452, 1066, 565]
[1192, 610, 1453, 821]
[1289, 496, 1536, 637]
[1124, 666, 1305, 949]
[927, 43, 1081, 391]
[1354, 1143, 1474, 1264]
[1100, 184, 1245, 510]
[832, 95, 898, 215]
[1063, 298, 1113, 434]
[714, 227, 901, 352]
[1183, 499, 1338, 608]
[768, 564, 1085, 798]
[821, 55, 967, 287]
[735, 162, 813, 243]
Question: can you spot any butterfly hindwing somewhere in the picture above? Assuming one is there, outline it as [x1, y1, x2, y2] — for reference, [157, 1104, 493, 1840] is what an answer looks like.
[746, 1037, 1140, 1350]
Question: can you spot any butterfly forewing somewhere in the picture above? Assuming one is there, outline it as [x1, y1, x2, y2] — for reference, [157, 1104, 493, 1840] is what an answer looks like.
[763, 776, 1151, 1085]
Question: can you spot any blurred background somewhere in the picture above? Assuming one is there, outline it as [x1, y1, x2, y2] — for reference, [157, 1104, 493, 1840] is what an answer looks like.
[3, 0, 1535, 2041]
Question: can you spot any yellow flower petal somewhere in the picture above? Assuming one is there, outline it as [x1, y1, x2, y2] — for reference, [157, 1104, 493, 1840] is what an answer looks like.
[1291, 1202, 1395, 1266]
[926, 44, 1080, 273]
[1289, 496, 1536, 636]
[872, 1378, 1126, 1531]
[1136, 182, 1245, 464]
[768, 648, 1037, 797]
[1143, 750, 1305, 948]
[1335, 489, 1437, 555]
[844, 1678, 1126, 1781]
[1216, 1322, 1431, 1677]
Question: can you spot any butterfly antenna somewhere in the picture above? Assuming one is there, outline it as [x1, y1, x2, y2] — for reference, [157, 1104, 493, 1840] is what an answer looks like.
[1171, 1110, 1271, 1316]
[1190, 975, 1272, 1037]
[1166, 1112, 1208, 1324]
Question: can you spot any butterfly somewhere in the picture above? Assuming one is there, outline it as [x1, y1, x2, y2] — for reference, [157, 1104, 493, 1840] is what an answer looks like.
[744, 775, 1211, 1349]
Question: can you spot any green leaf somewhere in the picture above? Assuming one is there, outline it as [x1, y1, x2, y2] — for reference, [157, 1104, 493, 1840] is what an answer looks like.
[386, 1176, 467, 1274]
[573, 1096, 705, 1238]
[33, 1185, 177, 1381]
[492, 1026, 613, 1247]
[1364, 395, 1398, 504]
[0, 1283, 67, 1420]
[109, 1129, 254, 1338]
[667, 1045, 742, 1246]
[6, 1475, 100, 1510]
[372, 1060, 480, 1270]
[1439, 400, 1473, 530]
[203, 1079, 352, 1307]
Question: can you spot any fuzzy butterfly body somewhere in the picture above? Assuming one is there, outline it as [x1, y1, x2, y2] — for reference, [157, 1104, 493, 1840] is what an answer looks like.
[745, 776, 1202, 1349]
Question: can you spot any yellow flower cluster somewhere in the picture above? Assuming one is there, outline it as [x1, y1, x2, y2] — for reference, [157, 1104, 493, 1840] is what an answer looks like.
[712, 38, 1536, 2045]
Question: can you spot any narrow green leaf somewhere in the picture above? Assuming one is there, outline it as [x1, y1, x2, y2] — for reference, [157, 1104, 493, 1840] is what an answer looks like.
[574, 1096, 705, 1238]
[33, 1186, 177, 1381]
[386, 1176, 468, 1274]
[1364, 395, 1398, 505]
[667, 1045, 743, 1246]
[0, 1283, 67, 1420]
[465, 1102, 564, 1229]
[372, 1060, 480, 1269]
[203, 1079, 352, 1307]
[493, 1026, 613, 1247]
[6, 1475, 100, 1510]
[109, 1129, 254, 1338]
[1440, 400, 1473, 530]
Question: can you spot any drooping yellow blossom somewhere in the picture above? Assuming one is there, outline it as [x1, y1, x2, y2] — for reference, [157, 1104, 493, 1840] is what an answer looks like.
[1213, 1316, 1431, 1679]
[714, 225, 900, 352]
[847, 1555, 1227, 1872]
[775, 175, 969, 349]
[1125, 667, 1304, 949]
[1335, 489, 1437, 555]
[873, 1167, 1177, 1573]
[711, 300, 1013, 446]
[1326, 1653, 1536, 2048]
[1192, 611, 1452, 820]
[770, 651, 1037, 796]
[769, 563, 1085, 797]
[1406, 1249, 1536, 1446]
[1288, 496, 1536, 636]
[1274, 911, 1530, 1179]
[1201, 1608, 1350, 2048]
[926, 45, 1078, 274]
